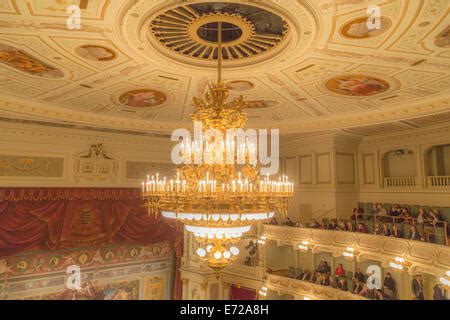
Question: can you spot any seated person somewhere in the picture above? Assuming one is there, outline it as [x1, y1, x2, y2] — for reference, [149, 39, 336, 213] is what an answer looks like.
[357, 223, 368, 233]
[346, 221, 355, 232]
[320, 274, 330, 286]
[383, 272, 396, 298]
[375, 289, 389, 300]
[298, 270, 311, 281]
[285, 217, 295, 227]
[354, 268, 365, 282]
[428, 210, 443, 225]
[416, 208, 427, 224]
[351, 208, 363, 221]
[353, 279, 364, 294]
[337, 221, 346, 231]
[359, 283, 371, 297]
[269, 217, 278, 225]
[410, 225, 425, 241]
[376, 204, 388, 217]
[309, 220, 320, 228]
[335, 263, 346, 278]
[337, 277, 348, 291]
[389, 206, 401, 217]
[319, 219, 328, 229]
[373, 223, 382, 235]
[322, 261, 331, 274]
[391, 224, 403, 238]
[328, 220, 339, 230]
[371, 204, 379, 215]
[382, 223, 391, 236]
[411, 274, 425, 300]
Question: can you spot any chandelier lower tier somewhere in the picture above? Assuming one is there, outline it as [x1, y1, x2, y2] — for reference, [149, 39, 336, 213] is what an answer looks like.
[142, 21, 293, 275]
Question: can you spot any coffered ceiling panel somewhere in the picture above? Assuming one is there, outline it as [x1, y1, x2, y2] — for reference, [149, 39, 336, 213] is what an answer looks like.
[0, 0, 448, 134]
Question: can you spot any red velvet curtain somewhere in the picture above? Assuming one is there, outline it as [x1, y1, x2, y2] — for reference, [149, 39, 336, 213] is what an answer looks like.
[230, 285, 257, 300]
[0, 188, 183, 300]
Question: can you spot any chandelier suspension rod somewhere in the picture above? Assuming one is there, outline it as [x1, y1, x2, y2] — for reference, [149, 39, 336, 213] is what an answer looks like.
[218, 21, 222, 83]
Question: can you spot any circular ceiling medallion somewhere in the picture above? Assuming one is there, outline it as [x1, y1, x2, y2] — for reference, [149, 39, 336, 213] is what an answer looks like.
[341, 16, 391, 39]
[119, 89, 167, 108]
[149, 2, 289, 63]
[226, 80, 254, 91]
[325, 75, 390, 97]
[75, 45, 116, 61]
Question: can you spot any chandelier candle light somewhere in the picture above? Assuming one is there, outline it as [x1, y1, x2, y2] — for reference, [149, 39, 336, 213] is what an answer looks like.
[142, 22, 294, 275]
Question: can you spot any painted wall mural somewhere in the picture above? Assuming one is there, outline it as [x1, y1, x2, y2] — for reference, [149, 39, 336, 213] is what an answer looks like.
[144, 276, 166, 300]
[0, 43, 64, 78]
[1, 243, 172, 300]
[340, 17, 391, 39]
[119, 89, 167, 108]
[325, 75, 390, 97]
[27, 280, 140, 300]
[0, 155, 64, 177]
[75, 45, 116, 61]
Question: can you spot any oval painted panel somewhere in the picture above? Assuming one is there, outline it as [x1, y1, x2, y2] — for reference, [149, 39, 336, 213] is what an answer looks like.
[326, 75, 390, 97]
[119, 89, 167, 108]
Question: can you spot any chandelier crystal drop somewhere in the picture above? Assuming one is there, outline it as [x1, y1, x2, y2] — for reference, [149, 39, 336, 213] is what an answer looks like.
[142, 22, 293, 275]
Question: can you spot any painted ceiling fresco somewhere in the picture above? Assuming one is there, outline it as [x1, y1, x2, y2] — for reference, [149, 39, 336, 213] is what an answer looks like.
[0, 0, 448, 134]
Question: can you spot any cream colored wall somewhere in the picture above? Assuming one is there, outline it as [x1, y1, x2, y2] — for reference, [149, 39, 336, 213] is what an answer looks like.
[0, 121, 173, 188]
[281, 123, 450, 221]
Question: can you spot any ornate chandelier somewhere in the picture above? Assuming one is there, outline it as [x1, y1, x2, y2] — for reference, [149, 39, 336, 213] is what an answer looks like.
[142, 22, 293, 275]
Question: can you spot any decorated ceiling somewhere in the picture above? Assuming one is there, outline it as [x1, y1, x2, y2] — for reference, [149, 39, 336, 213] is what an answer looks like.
[0, 0, 449, 134]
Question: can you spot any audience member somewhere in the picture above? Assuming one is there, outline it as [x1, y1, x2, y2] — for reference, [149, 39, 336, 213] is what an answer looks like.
[417, 208, 426, 224]
[285, 217, 295, 227]
[337, 277, 348, 291]
[410, 225, 424, 241]
[391, 224, 403, 238]
[328, 220, 338, 230]
[382, 223, 391, 236]
[383, 272, 396, 298]
[357, 223, 368, 233]
[433, 284, 445, 300]
[346, 221, 355, 232]
[353, 279, 364, 294]
[269, 217, 278, 225]
[309, 220, 320, 228]
[411, 274, 424, 300]
[335, 263, 346, 278]
[373, 223, 381, 235]
[354, 268, 365, 282]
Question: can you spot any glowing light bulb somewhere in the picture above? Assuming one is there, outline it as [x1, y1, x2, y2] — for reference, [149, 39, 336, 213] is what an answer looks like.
[196, 248, 206, 257]
[230, 247, 239, 256]
[206, 245, 213, 252]
[213, 251, 222, 260]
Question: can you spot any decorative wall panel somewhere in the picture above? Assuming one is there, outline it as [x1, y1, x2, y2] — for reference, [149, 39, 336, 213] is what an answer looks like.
[0, 154, 64, 177]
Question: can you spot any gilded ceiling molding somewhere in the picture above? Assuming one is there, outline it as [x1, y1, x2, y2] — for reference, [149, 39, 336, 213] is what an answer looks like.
[1, 93, 449, 134]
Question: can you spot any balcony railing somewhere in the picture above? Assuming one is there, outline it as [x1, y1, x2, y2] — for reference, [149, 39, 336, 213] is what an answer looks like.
[384, 177, 416, 188]
[262, 225, 450, 275]
[427, 176, 450, 188]
[266, 273, 367, 300]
